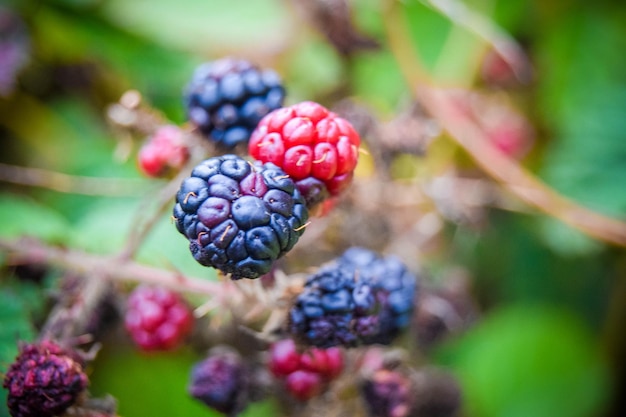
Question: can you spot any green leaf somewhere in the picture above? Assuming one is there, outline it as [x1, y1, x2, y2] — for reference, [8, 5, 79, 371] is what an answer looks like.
[100, 0, 289, 54]
[89, 344, 211, 417]
[537, 10, 626, 220]
[284, 38, 343, 104]
[0, 193, 71, 242]
[437, 305, 612, 417]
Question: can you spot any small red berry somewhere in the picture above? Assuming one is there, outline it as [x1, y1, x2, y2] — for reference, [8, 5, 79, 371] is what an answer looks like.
[124, 285, 193, 351]
[138, 125, 189, 177]
[2, 340, 89, 417]
[299, 347, 344, 380]
[284, 370, 323, 401]
[268, 339, 301, 377]
[249, 101, 360, 206]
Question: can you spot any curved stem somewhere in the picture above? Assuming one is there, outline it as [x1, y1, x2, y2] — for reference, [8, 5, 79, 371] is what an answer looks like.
[382, 0, 626, 247]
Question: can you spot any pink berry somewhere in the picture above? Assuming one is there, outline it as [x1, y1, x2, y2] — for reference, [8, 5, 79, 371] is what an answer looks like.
[268, 339, 301, 377]
[124, 285, 193, 351]
[249, 101, 360, 202]
[138, 125, 189, 177]
[284, 370, 323, 401]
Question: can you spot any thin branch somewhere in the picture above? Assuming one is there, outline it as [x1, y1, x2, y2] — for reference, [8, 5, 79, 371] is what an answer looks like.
[0, 237, 231, 297]
[0, 162, 158, 197]
[418, 87, 626, 246]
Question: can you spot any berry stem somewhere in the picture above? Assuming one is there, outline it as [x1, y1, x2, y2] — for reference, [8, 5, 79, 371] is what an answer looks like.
[0, 162, 156, 196]
[0, 237, 235, 297]
[382, 0, 626, 247]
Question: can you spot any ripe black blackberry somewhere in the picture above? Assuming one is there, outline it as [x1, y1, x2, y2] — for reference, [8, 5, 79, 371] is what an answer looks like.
[173, 155, 308, 279]
[184, 57, 285, 148]
[188, 348, 249, 415]
[337, 247, 418, 344]
[288, 265, 381, 348]
[288, 248, 418, 347]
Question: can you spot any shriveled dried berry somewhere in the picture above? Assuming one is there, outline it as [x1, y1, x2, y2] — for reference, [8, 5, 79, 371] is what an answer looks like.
[2, 340, 89, 417]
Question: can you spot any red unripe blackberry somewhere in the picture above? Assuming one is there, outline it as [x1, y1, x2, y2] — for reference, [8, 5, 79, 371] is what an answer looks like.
[299, 347, 344, 380]
[284, 370, 323, 401]
[138, 125, 189, 177]
[2, 340, 89, 417]
[268, 338, 301, 377]
[124, 285, 194, 351]
[268, 339, 344, 401]
[249, 101, 360, 206]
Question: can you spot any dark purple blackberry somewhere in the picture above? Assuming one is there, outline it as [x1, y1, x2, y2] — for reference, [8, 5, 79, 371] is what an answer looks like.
[188, 348, 249, 415]
[361, 369, 413, 417]
[184, 57, 285, 148]
[173, 155, 308, 279]
[3, 340, 89, 417]
[338, 247, 418, 344]
[288, 265, 381, 348]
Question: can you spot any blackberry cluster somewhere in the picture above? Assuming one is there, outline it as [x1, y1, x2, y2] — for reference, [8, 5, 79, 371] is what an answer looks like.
[338, 247, 418, 344]
[184, 57, 285, 148]
[173, 154, 309, 279]
[288, 247, 417, 347]
[2, 341, 89, 417]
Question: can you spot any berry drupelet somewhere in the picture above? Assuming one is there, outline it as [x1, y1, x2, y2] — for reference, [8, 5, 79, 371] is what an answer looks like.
[124, 285, 194, 351]
[173, 155, 309, 279]
[2, 340, 89, 417]
[184, 57, 285, 148]
[249, 101, 361, 207]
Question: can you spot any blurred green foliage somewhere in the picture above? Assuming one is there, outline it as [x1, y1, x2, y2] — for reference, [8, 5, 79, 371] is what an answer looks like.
[1, 0, 625, 416]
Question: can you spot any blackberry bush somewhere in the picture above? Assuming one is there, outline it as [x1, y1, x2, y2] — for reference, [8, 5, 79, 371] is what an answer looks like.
[184, 57, 285, 148]
[172, 154, 309, 279]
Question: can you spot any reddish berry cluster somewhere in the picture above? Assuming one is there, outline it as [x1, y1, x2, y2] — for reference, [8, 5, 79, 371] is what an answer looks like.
[138, 125, 189, 177]
[2, 340, 89, 417]
[249, 101, 360, 201]
[124, 285, 194, 351]
[268, 338, 343, 401]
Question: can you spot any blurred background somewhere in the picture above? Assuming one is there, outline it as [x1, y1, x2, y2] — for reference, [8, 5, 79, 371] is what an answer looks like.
[1, 0, 625, 416]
